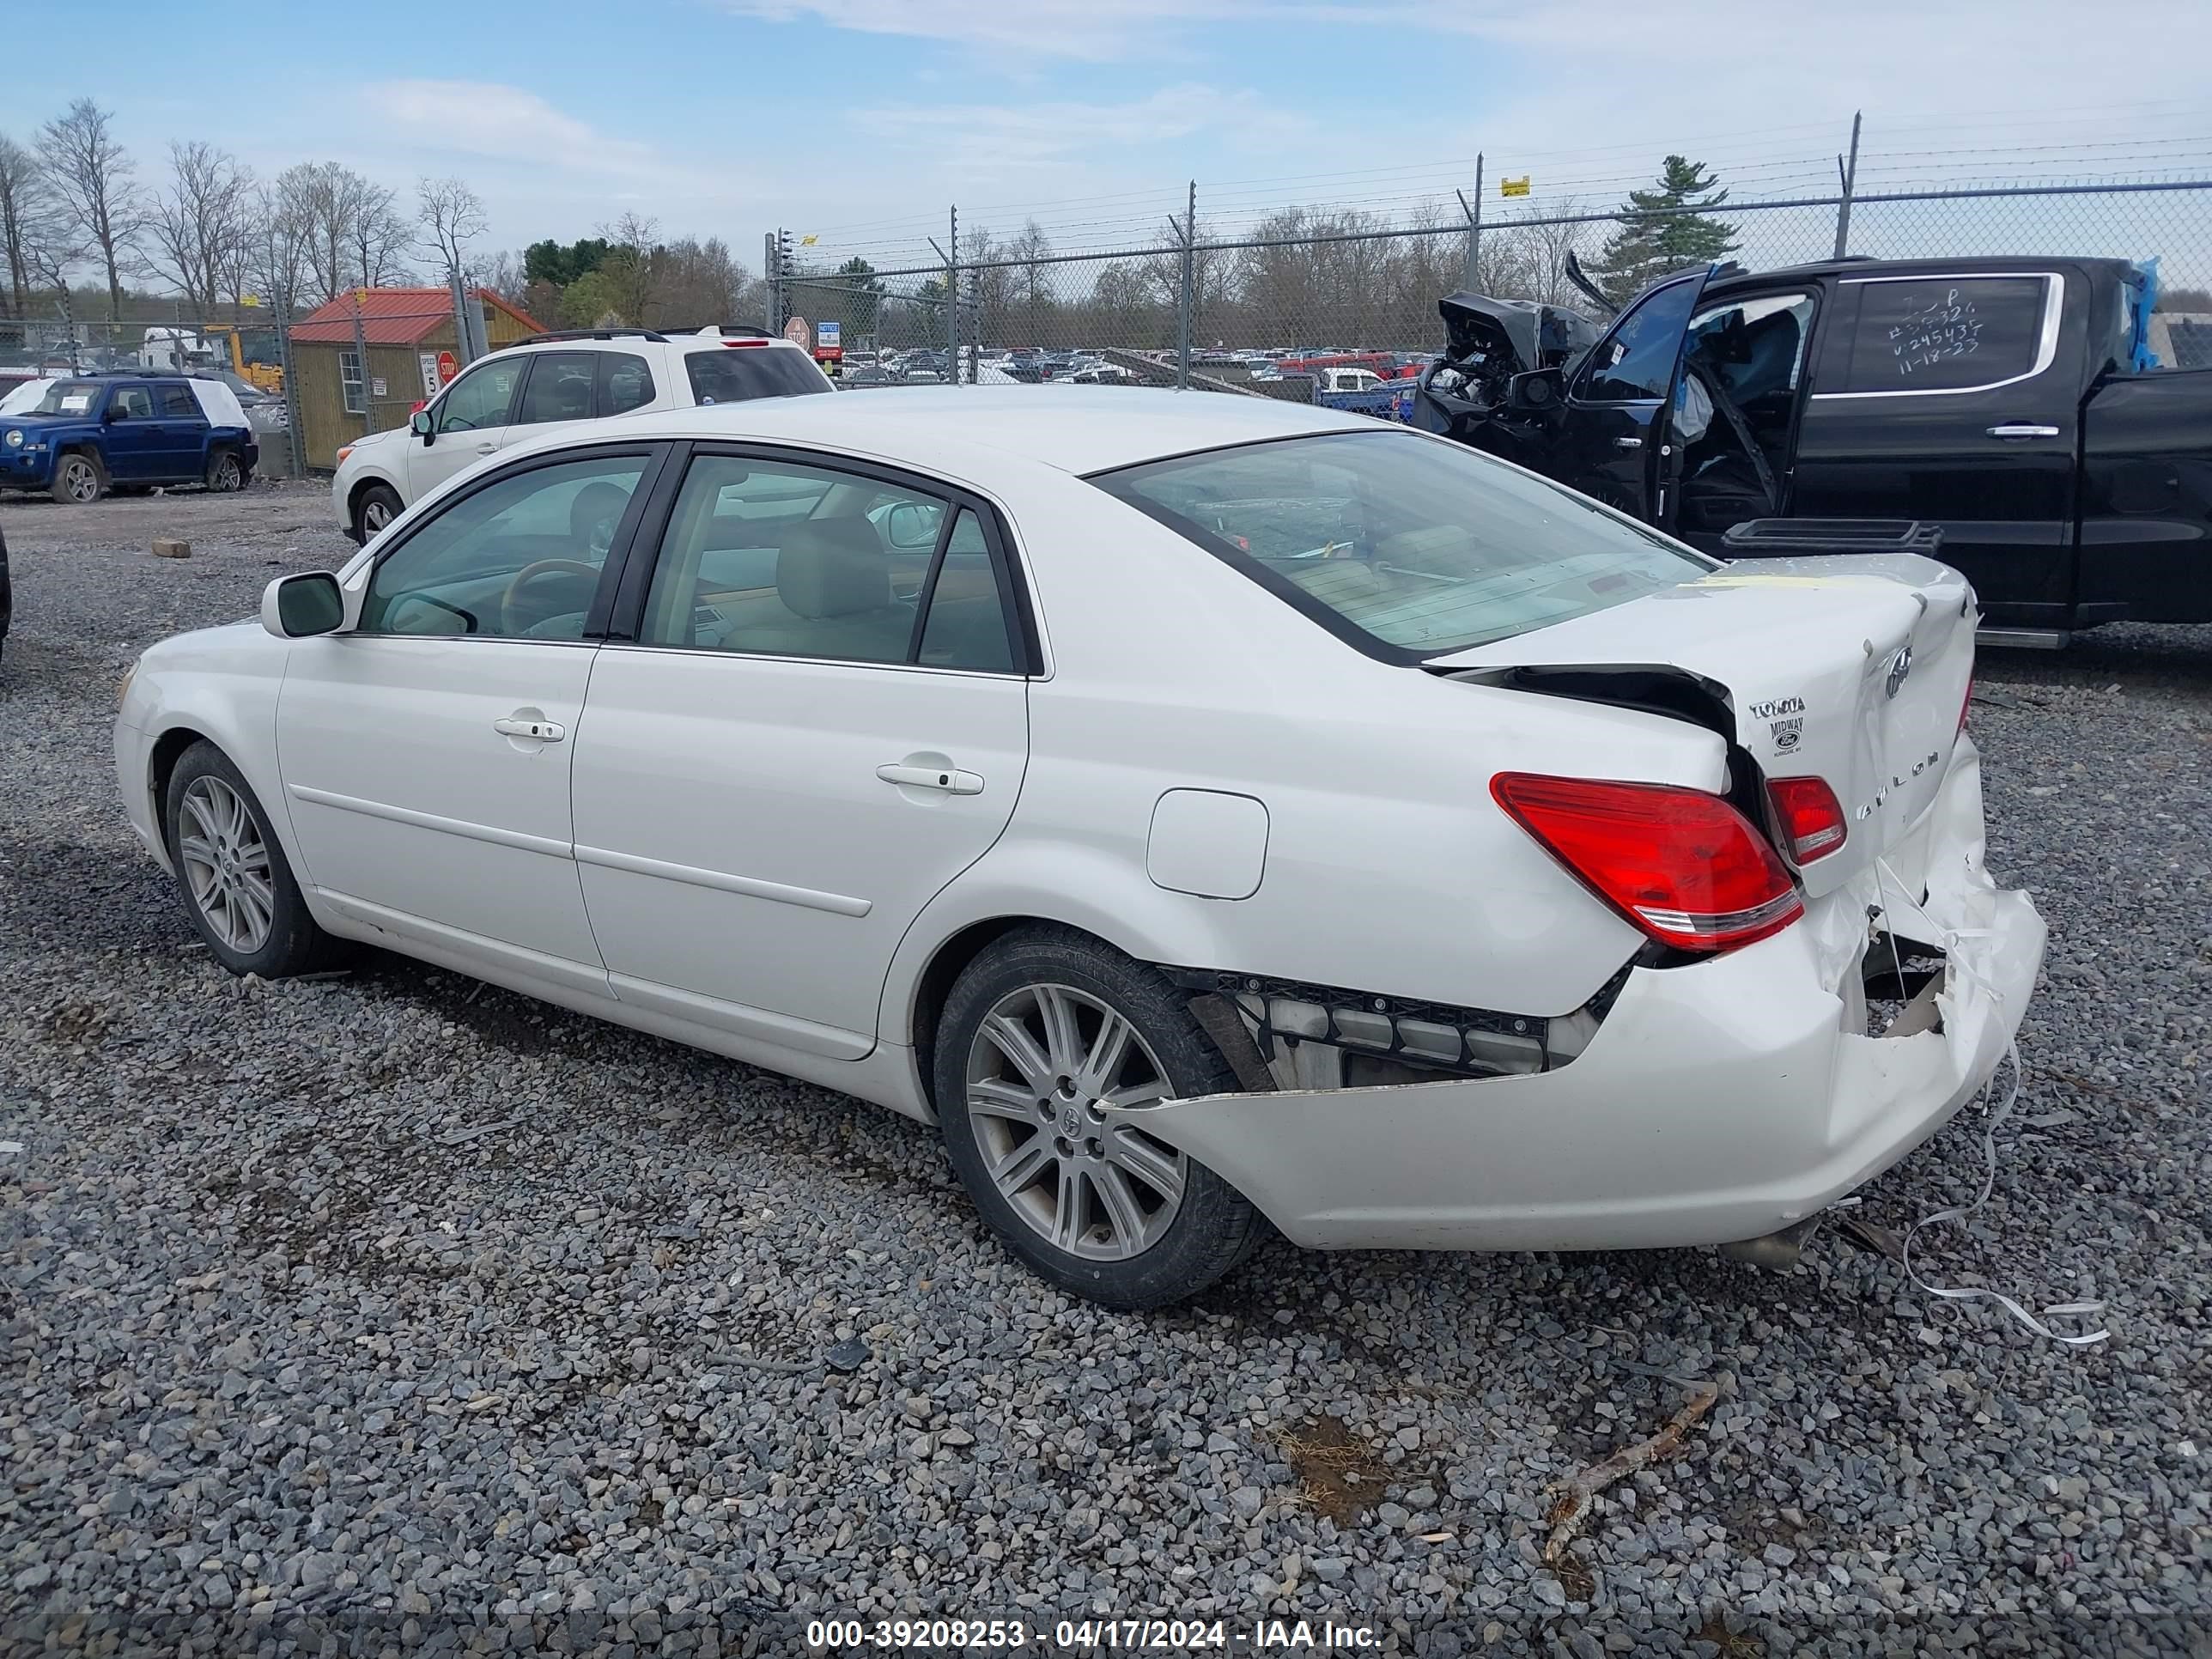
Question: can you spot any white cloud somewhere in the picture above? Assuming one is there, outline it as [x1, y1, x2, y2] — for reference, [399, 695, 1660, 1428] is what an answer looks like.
[361, 81, 660, 179]
[721, 0, 1253, 58]
[856, 83, 1306, 173]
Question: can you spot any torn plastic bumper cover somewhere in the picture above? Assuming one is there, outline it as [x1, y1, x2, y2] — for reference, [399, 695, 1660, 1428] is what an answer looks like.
[1108, 745, 2045, 1254]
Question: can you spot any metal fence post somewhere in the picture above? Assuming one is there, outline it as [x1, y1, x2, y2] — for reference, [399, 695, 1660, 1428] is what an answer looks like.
[447, 267, 482, 368]
[765, 232, 783, 333]
[350, 291, 372, 437]
[275, 302, 304, 477]
[1461, 155, 1484, 289]
[948, 204, 959, 380]
[1176, 179, 1195, 388]
[1833, 111, 1863, 259]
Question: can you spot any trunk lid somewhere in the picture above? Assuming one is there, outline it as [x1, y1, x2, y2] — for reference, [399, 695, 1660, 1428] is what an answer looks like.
[1435, 554, 1977, 896]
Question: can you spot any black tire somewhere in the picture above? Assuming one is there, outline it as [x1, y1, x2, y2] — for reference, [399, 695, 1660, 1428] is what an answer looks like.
[934, 925, 1262, 1309]
[50, 451, 104, 505]
[163, 741, 345, 978]
[353, 482, 403, 544]
[205, 448, 244, 492]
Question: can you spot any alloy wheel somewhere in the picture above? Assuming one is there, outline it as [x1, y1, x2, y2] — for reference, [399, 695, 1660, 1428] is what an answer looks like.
[177, 775, 275, 954]
[362, 498, 393, 533]
[963, 982, 1188, 1261]
[60, 459, 98, 502]
[213, 455, 241, 491]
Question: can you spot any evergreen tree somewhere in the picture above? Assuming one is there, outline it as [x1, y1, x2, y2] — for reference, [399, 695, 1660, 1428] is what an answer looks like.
[1591, 155, 1737, 302]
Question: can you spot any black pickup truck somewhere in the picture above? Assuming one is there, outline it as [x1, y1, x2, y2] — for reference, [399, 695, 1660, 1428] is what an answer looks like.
[1413, 255, 2210, 637]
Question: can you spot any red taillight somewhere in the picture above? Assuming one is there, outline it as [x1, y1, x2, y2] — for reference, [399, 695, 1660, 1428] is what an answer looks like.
[1492, 773, 1803, 954]
[721, 337, 770, 348]
[1765, 775, 1848, 864]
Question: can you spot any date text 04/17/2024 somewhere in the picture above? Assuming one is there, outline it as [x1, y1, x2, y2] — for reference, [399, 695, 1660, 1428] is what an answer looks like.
[805, 1618, 1382, 1651]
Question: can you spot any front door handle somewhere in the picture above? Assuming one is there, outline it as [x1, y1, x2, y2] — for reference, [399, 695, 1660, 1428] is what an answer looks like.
[474, 441, 498, 454]
[1613, 435, 1644, 449]
[493, 715, 565, 742]
[1986, 424, 2059, 440]
[877, 762, 983, 795]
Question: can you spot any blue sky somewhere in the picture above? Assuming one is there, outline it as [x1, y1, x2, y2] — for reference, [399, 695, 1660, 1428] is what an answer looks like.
[40, 0, 2212, 283]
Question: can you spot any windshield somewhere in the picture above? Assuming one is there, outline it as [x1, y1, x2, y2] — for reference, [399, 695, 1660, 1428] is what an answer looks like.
[685, 349, 831, 404]
[30, 380, 105, 416]
[1091, 430, 1712, 658]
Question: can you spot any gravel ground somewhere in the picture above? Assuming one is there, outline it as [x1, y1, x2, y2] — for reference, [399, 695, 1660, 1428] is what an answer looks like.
[1, 485, 2206, 1657]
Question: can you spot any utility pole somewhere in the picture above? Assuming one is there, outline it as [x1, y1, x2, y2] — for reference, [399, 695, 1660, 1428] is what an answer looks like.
[1833, 111, 1863, 260]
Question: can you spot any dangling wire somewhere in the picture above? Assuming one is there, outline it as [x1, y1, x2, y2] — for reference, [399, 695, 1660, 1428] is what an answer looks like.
[1873, 858, 2109, 1347]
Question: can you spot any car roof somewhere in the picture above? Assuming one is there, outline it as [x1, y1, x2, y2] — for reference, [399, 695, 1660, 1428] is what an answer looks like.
[1717, 253, 2139, 290]
[501, 329, 809, 355]
[593, 386, 1373, 476]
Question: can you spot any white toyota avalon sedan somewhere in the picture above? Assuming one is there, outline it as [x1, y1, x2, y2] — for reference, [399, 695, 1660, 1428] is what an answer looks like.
[115, 388, 2042, 1308]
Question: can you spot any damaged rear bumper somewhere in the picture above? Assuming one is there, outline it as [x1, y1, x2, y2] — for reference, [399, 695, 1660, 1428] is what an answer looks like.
[1108, 743, 2044, 1253]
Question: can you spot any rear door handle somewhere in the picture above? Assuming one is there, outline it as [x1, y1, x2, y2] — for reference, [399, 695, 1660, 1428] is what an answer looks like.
[877, 762, 983, 795]
[474, 441, 498, 454]
[1986, 424, 2059, 440]
[493, 716, 565, 742]
[1613, 436, 1644, 449]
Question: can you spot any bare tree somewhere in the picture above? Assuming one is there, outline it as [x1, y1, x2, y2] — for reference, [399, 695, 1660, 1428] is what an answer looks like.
[289, 162, 414, 301]
[351, 178, 413, 289]
[0, 135, 60, 317]
[416, 175, 486, 281]
[596, 211, 661, 324]
[37, 99, 144, 322]
[1511, 200, 1594, 310]
[647, 236, 755, 327]
[147, 141, 254, 314]
[243, 172, 313, 315]
[1004, 218, 1054, 348]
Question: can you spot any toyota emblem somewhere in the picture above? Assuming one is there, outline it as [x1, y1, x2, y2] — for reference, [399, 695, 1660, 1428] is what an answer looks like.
[1885, 645, 1914, 700]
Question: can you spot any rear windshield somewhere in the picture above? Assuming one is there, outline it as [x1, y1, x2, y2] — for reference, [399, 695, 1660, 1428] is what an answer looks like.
[30, 380, 105, 416]
[1091, 430, 1711, 659]
[684, 349, 830, 405]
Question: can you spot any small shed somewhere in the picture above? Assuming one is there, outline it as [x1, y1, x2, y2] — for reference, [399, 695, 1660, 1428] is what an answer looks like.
[289, 288, 543, 468]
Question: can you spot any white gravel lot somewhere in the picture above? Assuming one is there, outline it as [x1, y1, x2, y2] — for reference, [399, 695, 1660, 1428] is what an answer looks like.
[1, 483, 2206, 1657]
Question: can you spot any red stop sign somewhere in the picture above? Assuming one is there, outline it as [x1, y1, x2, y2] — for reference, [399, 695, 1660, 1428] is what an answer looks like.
[436, 349, 459, 385]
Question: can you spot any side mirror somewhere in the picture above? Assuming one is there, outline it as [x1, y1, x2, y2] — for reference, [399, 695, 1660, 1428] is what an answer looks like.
[262, 571, 344, 639]
[101, 404, 125, 423]
[884, 501, 940, 550]
[1507, 368, 1564, 410]
[410, 409, 434, 441]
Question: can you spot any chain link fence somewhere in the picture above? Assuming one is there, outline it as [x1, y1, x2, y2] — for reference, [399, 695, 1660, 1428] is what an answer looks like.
[769, 179, 2212, 398]
[0, 310, 305, 473]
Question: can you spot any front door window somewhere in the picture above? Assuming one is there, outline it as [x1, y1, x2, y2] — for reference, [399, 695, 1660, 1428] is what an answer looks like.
[362, 453, 646, 640]
[432, 358, 525, 434]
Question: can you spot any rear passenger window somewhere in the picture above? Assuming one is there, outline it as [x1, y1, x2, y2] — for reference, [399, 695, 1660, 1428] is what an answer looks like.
[684, 349, 831, 404]
[917, 511, 1015, 672]
[158, 384, 200, 418]
[636, 455, 1018, 672]
[601, 353, 655, 415]
[517, 352, 599, 424]
[1834, 276, 2051, 392]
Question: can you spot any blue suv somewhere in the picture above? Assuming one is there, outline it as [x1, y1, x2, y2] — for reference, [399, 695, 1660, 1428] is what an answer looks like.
[1, 373, 258, 504]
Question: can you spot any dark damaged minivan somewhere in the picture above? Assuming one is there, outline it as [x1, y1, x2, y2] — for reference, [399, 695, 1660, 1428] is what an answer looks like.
[1413, 256, 2211, 637]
